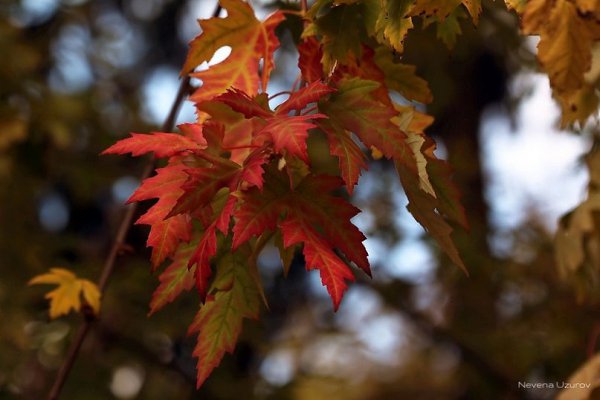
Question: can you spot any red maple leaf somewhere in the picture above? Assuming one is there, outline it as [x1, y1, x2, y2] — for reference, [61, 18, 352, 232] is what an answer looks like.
[102, 132, 206, 158]
[280, 215, 355, 311]
[128, 163, 192, 268]
[298, 37, 324, 83]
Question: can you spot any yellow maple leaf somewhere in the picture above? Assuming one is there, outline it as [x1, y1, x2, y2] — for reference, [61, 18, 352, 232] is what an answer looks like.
[505, 0, 526, 13]
[462, 0, 482, 24]
[521, 0, 553, 35]
[29, 268, 101, 319]
[576, 0, 600, 16]
[557, 83, 600, 128]
[537, 0, 592, 94]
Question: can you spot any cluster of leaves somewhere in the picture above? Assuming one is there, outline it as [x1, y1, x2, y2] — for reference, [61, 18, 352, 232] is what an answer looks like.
[521, 0, 600, 293]
[102, 0, 475, 388]
[33, 0, 598, 390]
[521, 0, 600, 127]
[555, 144, 600, 301]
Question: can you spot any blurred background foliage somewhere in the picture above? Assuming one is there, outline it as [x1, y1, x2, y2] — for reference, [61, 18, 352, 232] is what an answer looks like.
[1, 0, 599, 399]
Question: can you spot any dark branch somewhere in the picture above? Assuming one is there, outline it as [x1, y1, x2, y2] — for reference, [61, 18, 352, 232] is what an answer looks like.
[44, 4, 226, 397]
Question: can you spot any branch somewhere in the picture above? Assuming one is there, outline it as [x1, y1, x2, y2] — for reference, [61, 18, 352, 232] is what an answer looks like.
[45, 5, 226, 397]
[95, 321, 197, 387]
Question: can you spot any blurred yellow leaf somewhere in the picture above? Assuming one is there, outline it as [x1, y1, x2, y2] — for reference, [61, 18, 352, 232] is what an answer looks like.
[537, 0, 592, 94]
[576, 0, 600, 17]
[558, 83, 599, 128]
[522, 0, 553, 35]
[29, 268, 101, 319]
[557, 353, 600, 400]
[0, 118, 27, 152]
[505, 0, 526, 12]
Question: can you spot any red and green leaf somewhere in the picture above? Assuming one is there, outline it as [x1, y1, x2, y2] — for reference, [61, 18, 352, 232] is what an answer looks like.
[188, 249, 260, 388]
[319, 120, 367, 194]
[321, 78, 413, 166]
[149, 240, 197, 314]
[129, 164, 192, 268]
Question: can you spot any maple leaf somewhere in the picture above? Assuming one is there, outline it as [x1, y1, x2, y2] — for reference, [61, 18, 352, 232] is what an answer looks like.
[168, 160, 239, 217]
[372, 0, 414, 53]
[189, 194, 238, 300]
[405, 131, 436, 197]
[555, 148, 600, 285]
[290, 174, 370, 276]
[129, 163, 193, 268]
[394, 105, 468, 229]
[462, 0, 481, 23]
[188, 249, 260, 388]
[260, 115, 322, 163]
[197, 100, 264, 163]
[521, 0, 553, 35]
[314, 2, 366, 70]
[297, 37, 324, 83]
[280, 215, 355, 311]
[331, 46, 393, 106]
[320, 78, 413, 167]
[504, 0, 526, 12]
[427, 156, 469, 229]
[234, 170, 371, 282]
[274, 232, 297, 277]
[29, 268, 100, 319]
[434, 8, 465, 49]
[216, 84, 332, 163]
[213, 89, 272, 119]
[558, 83, 600, 128]
[238, 147, 271, 190]
[321, 81, 465, 271]
[184, 0, 285, 105]
[102, 126, 212, 267]
[374, 48, 432, 104]
[397, 164, 466, 272]
[102, 132, 207, 158]
[275, 81, 336, 115]
[536, 0, 592, 94]
[409, 0, 462, 21]
[555, 194, 600, 276]
[149, 240, 197, 315]
[576, 0, 600, 16]
[232, 166, 290, 249]
[319, 119, 367, 194]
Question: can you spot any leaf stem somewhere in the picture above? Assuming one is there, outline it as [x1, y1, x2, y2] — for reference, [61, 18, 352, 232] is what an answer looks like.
[268, 90, 292, 101]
